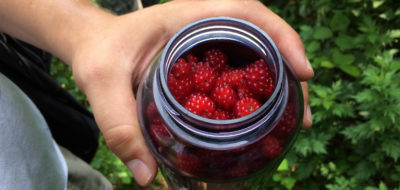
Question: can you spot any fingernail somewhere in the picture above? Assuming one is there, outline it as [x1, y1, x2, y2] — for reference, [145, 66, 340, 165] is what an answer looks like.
[305, 58, 314, 75]
[126, 159, 152, 186]
[305, 105, 312, 127]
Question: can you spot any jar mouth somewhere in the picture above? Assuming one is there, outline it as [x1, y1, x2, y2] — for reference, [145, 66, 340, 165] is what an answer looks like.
[159, 17, 283, 131]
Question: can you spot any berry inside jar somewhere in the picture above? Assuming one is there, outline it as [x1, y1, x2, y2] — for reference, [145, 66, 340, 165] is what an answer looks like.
[138, 19, 303, 184]
[167, 41, 275, 120]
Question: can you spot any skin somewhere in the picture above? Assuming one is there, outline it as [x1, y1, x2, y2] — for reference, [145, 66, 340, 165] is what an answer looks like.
[0, 0, 313, 186]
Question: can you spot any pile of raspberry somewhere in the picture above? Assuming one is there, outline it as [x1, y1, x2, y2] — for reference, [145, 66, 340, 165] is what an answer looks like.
[146, 101, 296, 179]
[168, 48, 275, 119]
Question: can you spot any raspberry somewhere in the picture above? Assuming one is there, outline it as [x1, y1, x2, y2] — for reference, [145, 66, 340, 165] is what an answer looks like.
[184, 93, 216, 118]
[146, 102, 163, 124]
[176, 152, 202, 174]
[171, 58, 191, 79]
[149, 123, 173, 146]
[237, 84, 255, 99]
[272, 105, 297, 139]
[196, 149, 235, 171]
[192, 63, 216, 93]
[167, 74, 192, 103]
[146, 102, 158, 120]
[168, 49, 275, 121]
[228, 164, 248, 178]
[204, 48, 227, 73]
[234, 97, 262, 118]
[151, 117, 163, 125]
[186, 54, 199, 63]
[212, 109, 231, 120]
[260, 135, 282, 159]
[245, 59, 274, 98]
[248, 158, 267, 173]
[215, 70, 231, 86]
[211, 84, 237, 110]
[215, 68, 245, 89]
[228, 68, 246, 89]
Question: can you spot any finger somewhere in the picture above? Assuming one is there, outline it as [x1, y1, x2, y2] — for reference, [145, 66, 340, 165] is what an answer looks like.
[300, 82, 312, 129]
[84, 74, 157, 186]
[157, 0, 314, 81]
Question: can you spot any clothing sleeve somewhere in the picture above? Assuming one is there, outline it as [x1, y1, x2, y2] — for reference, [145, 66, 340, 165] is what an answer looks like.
[0, 73, 68, 190]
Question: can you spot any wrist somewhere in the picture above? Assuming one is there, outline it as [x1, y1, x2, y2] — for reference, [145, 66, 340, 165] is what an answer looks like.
[51, 6, 116, 65]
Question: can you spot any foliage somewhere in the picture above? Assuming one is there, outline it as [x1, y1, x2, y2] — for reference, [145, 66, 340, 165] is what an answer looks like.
[90, 136, 139, 189]
[257, 0, 400, 189]
[50, 0, 400, 189]
[50, 57, 89, 108]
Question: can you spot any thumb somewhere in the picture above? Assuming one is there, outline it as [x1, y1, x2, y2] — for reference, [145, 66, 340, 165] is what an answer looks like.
[84, 75, 157, 186]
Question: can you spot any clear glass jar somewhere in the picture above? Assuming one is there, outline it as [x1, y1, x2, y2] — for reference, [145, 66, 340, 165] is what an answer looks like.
[137, 17, 303, 190]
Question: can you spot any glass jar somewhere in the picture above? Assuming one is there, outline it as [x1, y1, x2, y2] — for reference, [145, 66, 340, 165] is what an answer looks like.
[137, 17, 303, 190]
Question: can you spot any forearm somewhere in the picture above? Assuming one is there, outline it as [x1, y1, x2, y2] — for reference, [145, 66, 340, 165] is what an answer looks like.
[0, 0, 114, 64]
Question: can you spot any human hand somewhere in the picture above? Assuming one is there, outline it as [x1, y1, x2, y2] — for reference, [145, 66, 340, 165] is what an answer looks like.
[70, 0, 313, 186]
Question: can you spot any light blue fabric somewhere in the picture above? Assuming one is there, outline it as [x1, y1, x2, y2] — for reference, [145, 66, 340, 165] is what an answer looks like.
[0, 73, 67, 190]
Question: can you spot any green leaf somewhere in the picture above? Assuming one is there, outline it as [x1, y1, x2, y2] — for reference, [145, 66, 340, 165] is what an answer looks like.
[390, 30, 400, 39]
[295, 158, 317, 180]
[307, 41, 321, 53]
[273, 173, 282, 181]
[321, 60, 335, 68]
[330, 13, 351, 31]
[332, 51, 355, 65]
[335, 35, 354, 50]
[373, 0, 384, 8]
[382, 139, 400, 161]
[277, 159, 289, 172]
[354, 160, 376, 179]
[332, 51, 360, 77]
[314, 87, 328, 98]
[281, 177, 296, 190]
[300, 25, 314, 40]
[338, 64, 361, 77]
[314, 27, 333, 40]
[379, 181, 388, 190]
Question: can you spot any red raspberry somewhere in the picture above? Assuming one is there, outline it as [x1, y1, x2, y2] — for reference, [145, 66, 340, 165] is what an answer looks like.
[272, 105, 297, 139]
[146, 102, 158, 120]
[234, 97, 262, 118]
[193, 63, 216, 93]
[149, 123, 173, 146]
[211, 84, 237, 110]
[260, 135, 282, 159]
[151, 117, 163, 125]
[191, 61, 211, 73]
[184, 93, 216, 118]
[248, 158, 267, 173]
[215, 68, 245, 89]
[146, 102, 163, 124]
[212, 109, 231, 120]
[167, 74, 192, 103]
[171, 58, 191, 79]
[228, 68, 246, 89]
[245, 59, 274, 98]
[215, 70, 231, 86]
[228, 164, 248, 178]
[186, 54, 199, 63]
[196, 149, 235, 173]
[176, 152, 202, 174]
[204, 48, 227, 73]
[238, 145, 265, 172]
[237, 83, 255, 99]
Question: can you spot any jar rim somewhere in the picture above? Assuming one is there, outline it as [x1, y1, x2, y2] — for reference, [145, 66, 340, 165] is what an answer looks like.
[159, 17, 284, 130]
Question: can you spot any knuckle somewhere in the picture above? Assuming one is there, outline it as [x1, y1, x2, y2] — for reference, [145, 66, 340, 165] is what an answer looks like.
[103, 125, 138, 158]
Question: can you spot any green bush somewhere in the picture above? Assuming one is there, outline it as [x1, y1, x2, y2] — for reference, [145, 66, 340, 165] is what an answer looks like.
[257, 0, 400, 189]
[51, 0, 400, 189]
